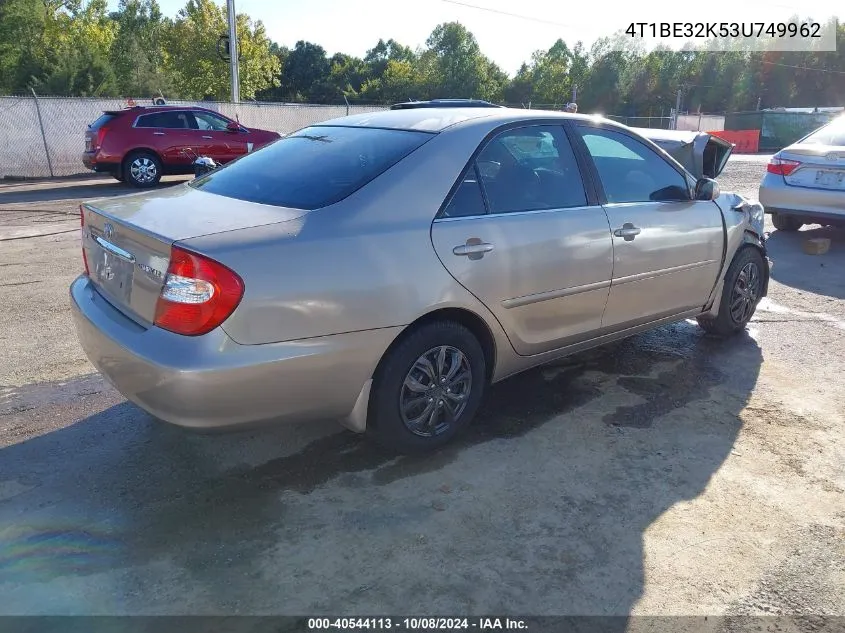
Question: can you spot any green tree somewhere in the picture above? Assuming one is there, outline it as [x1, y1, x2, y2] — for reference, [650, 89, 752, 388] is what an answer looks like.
[418, 22, 506, 101]
[528, 39, 573, 106]
[0, 0, 48, 93]
[277, 40, 330, 101]
[364, 38, 415, 79]
[109, 0, 171, 97]
[161, 0, 279, 100]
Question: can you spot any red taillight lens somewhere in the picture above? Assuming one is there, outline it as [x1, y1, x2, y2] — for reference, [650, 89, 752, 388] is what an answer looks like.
[94, 126, 108, 150]
[153, 246, 244, 336]
[80, 205, 89, 275]
[767, 157, 801, 176]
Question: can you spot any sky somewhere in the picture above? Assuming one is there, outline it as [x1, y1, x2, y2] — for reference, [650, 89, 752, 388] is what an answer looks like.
[109, 0, 843, 75]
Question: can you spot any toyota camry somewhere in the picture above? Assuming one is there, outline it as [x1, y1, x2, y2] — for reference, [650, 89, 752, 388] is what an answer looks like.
[71, 106, 770, 453]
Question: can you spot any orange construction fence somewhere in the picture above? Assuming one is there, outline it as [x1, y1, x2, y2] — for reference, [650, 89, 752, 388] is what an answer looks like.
[706, 129, 760, 154]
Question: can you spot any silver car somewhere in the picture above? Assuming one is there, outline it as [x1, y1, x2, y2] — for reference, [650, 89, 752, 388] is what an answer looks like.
[759, 114, 845, 231]
[71, 108, 770, 453]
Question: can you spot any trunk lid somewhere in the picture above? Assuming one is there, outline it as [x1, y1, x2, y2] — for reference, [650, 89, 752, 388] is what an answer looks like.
[780, 144, 845, 191]
[81, 184, 309, 325]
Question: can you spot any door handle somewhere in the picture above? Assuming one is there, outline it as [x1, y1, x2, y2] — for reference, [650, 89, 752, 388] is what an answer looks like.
[453, 239, 494, 260]
[153, 132, 165, 136]
[202, 135, 213, 139]
[613, 223, 641, 241]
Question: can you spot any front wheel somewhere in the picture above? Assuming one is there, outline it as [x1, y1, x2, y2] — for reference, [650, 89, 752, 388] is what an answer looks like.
[697, 247, 765, 337]
[367, 321, 487, 454]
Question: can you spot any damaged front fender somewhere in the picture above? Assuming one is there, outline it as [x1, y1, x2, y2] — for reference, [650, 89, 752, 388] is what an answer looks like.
[704, 192, 772, 313]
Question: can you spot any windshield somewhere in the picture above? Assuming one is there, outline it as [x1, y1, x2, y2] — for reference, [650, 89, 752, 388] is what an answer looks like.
[190, 125, 433, 210]
[800, 116, 845, 147]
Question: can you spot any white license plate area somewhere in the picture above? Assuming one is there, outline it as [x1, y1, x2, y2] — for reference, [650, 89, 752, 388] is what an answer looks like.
[814, 169, 845, 188]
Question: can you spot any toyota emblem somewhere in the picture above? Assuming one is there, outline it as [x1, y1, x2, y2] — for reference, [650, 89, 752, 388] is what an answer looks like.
[104, 223, 114, 240]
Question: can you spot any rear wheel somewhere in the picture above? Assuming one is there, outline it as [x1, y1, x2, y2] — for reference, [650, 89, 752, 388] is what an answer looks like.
[697, 247, 765, 337]
[367, 321, 486, 454]
[123, 151, 162, 188]
[772, 213, 803, 232]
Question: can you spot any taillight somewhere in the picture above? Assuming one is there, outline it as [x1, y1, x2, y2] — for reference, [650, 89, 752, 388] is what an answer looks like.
[153, 246, 244, 336]
[80, 205, 89, 275]
[94, 126, 109, 150]
[767, 157, 801, 176]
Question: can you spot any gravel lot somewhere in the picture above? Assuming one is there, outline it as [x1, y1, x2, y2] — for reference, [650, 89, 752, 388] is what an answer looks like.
[0, 159, 843, 620]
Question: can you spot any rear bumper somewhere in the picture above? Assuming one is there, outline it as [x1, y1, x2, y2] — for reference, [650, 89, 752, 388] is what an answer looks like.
[82, 152, 119, 173]
[70, 275, 398, 430]
[759, 173, 845, 220]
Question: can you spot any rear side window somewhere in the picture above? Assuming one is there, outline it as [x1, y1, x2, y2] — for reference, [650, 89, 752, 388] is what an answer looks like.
[136, 111, 197, 129]
[89, 113, 117, 130]
[442, 168, 487, 218]
[476, 125, 587, 214]
[190, 126, 433, 210]
[800, 116, 845, 147]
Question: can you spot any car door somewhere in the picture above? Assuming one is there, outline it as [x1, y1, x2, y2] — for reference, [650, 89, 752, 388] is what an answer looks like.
[431, 124, 614, 356]
[191, 110, 248, 163]
[572, 123, 724, 330]
[133, 111, 196, 166]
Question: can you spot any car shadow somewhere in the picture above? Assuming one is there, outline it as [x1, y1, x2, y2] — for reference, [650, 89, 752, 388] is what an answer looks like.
[0, 178, 187, 205]
[767, 224, 845, 299]
[0, 321, 762, 620]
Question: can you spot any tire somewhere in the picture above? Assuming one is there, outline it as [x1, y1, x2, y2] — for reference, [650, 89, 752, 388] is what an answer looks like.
[110, 172, 125, 183]
[697, 247, 765, 337]
[772, 213, 803, 232]
[123, 151, 162, 188]
[367, 321, 487, 454]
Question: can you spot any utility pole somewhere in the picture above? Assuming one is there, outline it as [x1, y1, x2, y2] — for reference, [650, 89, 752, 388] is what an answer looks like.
[227, 0, 240, 103]
[572, 84, 577, 103]
[674, 89, 682, 129]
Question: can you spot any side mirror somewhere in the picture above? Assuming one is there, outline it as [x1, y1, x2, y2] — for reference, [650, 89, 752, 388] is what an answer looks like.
[226, 121, 241, 133]
[694, 177, 720, 201]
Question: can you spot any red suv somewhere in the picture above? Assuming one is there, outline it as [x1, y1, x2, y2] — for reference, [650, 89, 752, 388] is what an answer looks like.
[82, 105, 281, 188]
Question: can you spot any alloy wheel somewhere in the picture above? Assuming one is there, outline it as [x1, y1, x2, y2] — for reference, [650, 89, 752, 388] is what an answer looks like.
[399, 345, 473, 437]
[130, 157, 158, 184]
[729, 261, 761, 324]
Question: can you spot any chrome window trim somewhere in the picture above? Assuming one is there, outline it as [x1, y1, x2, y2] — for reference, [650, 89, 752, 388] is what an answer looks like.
[433, 204, 602, 223]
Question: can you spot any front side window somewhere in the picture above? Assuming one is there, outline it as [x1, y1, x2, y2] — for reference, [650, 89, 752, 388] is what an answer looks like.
[193, 111, 231, 132]
[473, 125, 587, 214]
[578, 126, 691, 203]
[190, 125, 433, 210]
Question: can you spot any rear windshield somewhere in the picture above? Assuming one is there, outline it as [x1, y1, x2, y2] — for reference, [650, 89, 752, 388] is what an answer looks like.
[800, 116, 845, 147]
[190, 125, 433, 209]
[89, 113, 117, 130]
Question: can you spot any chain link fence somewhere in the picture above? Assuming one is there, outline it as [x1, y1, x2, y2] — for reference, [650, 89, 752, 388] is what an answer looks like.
[0, 95, 388, 179]
[0, 95, 735, 180]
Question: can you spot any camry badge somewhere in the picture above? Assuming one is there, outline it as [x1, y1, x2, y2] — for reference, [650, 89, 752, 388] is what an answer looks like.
[137, 263, 164, 279]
